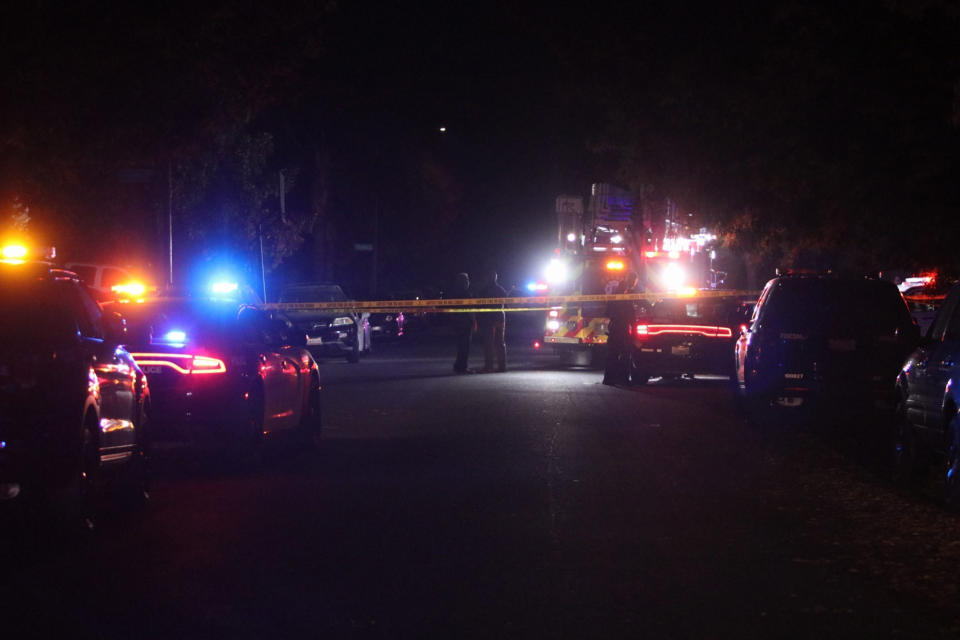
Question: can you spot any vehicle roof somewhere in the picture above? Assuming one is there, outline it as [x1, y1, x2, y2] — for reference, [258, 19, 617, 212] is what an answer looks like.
[281, 282, 343, 289]
[0, 261, 79, 281]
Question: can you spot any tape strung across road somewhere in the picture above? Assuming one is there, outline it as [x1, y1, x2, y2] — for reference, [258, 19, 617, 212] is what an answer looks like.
[263, 289, 763, 314]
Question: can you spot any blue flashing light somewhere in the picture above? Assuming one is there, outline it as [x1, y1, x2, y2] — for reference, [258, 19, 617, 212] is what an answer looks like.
[526, 282, 537, 292]
[164, 330, 187, 344]
[211, 281, 239, 295]
[0, 440, 6, 449]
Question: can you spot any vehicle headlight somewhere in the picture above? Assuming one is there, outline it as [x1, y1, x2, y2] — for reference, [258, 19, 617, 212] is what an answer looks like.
[545, 258, 568, 284]
[547, 320, 561, 331]
[660, 263, 686, 290]
[332, 316, 354, 326]
[385, 315, 394, 321]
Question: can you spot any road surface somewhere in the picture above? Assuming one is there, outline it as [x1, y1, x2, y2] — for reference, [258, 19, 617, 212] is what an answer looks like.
[3, 328, 960, 638]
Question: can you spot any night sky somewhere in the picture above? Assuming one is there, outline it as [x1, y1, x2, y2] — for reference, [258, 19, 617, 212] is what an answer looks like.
[1, 1, 958, 296]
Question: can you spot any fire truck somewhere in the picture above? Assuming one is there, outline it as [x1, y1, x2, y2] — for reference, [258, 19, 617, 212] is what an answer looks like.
[541, 184, 638, 365]
[542, 184, 719, 365]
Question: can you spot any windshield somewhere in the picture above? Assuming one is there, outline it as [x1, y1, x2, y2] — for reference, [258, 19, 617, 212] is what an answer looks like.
[279, 285, 347, 303]
[647, 299, 746, 325]
[109, 300, 240, 346]
[763, 280, 912, 334]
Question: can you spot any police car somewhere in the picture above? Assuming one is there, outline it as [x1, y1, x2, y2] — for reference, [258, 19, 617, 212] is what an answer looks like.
[105, 283, 322, 452]
[0, 246, 150, 520]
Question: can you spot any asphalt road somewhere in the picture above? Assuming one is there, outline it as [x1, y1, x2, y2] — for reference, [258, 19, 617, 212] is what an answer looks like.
[3, 326, 960, 638]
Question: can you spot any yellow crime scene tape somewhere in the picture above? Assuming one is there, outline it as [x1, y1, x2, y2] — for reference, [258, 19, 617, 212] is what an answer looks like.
[263, 290, 763, 314]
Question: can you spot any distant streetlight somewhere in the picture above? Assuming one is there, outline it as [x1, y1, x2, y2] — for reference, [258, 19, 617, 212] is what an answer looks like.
[438, 126, 447, 132]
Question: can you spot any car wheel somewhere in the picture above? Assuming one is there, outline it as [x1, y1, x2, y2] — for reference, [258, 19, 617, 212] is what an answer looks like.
[940, 411, 960, 508]
[891, 400, 921, 487]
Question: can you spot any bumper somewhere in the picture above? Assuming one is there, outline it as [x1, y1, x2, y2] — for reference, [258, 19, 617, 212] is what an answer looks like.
[303, 326, 356, 353]
[751, 373, 897, 412]
[147, 376, 251, 439]
[632, 343, 733, 377]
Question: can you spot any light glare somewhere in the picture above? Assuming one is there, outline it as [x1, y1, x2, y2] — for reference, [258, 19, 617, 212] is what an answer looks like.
[1, 244, 28, 260]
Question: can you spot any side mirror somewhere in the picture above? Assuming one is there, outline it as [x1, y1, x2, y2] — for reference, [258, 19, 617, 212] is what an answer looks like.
[104, 312, 128, 344]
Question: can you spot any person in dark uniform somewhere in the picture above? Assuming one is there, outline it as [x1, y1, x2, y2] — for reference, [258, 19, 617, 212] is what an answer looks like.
[603, 271, 640, 385]
[451, 272, 475, 374]
[477, 270, 507, 372]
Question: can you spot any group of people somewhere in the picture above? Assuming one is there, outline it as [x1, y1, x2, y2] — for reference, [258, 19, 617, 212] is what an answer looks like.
[451, 271, 507, 374]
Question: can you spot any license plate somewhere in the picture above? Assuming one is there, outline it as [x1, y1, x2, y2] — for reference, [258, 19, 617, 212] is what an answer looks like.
[306, 336, 324, 346]
[671, 345, 690, 356]
[142, 366, 163, 375]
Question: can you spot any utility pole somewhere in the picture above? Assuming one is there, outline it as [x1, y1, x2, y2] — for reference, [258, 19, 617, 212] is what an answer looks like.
[167, 159, 174, 286]
[370, 196, 379, 298]
[259, 223, 268, 302]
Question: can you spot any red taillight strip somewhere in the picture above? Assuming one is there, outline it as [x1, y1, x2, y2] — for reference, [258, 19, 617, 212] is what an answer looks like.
[130, 353, 226, 375]
[635, 324, 733, 338]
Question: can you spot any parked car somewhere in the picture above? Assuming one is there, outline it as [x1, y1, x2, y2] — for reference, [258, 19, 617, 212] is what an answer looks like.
[63, 262, 139, 301]
[734, 274, 920, 415]
[893, 282, 960, 504]
[630, 296, 754, 384]
[0, 260, 150, 520]
[369, 310, 405, 340]
[277, 283, 372, 362]
[104, 297, 321, 451]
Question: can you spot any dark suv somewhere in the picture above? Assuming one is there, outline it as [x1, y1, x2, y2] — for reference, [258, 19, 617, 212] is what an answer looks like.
[734, 274, 920, 415]
[893, 282, 960, 503]
[0, 262, 150, 520]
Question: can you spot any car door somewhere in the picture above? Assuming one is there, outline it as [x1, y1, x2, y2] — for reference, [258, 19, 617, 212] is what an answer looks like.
[925, 289, 960, 430]
[912, 288, 960, 428]
[265, 320, 303, 429]
[238, 307, 299, 431]
[61, 281, 139, 458]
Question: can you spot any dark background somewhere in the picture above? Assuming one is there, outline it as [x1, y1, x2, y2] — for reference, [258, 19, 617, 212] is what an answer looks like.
[1, 1, 958, 296]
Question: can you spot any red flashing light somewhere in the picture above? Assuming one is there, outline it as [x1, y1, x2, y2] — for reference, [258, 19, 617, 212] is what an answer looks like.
[533, 341, 541, 350]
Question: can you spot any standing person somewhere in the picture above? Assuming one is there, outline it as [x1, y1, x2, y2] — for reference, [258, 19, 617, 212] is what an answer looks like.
[477, 270, 507, 372]
[451, 272, 475, 374]
[603, 271, 639, 385]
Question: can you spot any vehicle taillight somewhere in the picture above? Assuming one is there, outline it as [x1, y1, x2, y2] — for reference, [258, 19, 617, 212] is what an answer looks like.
[131, 353, 227, 375]
[190, 355, 227, 374]
[634, 325, 732, 338]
